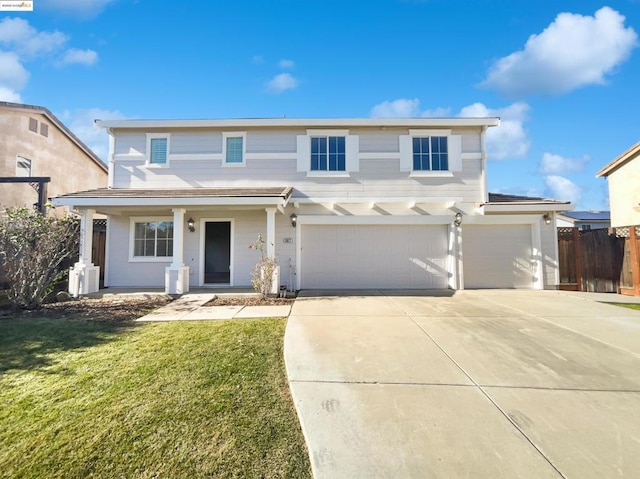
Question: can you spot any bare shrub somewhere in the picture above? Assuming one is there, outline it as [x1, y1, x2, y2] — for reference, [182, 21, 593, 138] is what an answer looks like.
[249, 234, 278, 300]
[0, 208, 78, 309]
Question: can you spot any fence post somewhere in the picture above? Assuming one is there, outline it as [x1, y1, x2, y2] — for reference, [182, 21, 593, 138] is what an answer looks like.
[573, 227, 583, 292]
[631, 227, 640, 296]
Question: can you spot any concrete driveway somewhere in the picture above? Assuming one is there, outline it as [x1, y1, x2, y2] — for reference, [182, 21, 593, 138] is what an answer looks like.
[284, 290, 640, 478]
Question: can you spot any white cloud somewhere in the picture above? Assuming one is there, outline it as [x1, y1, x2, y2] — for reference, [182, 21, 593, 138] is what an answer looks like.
[266, 73, 298, 93]
[0, 51, 29, 90]
[0, 18, 67, 58]
[371, 98, 421, 117]
[60, 108, 126, 160]
[59, 48, 98, 66]
[481, 7, 638, 96]
[459, 102, 530, 160]
[0, 85, 21, 102]
[371, 98, 530, 160]
[545, 175, 582, 203]
[539, 152, 589, 175]
[278, 59, 295, 69]
[38, 0, 117, 18]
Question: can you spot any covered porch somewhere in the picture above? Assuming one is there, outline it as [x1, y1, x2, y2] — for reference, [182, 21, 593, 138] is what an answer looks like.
[53, 187, 294, 295]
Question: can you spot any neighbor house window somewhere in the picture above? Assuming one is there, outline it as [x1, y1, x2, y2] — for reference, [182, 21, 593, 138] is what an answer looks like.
[40, 123, 49, 137]
[16, 156, 32, 177]
[28, 118, 38, 132]
[133, 221, 173, 258]
[222, 132, 246, 166]
[311, 136, 346, 171]
[413, 136, 448, 171]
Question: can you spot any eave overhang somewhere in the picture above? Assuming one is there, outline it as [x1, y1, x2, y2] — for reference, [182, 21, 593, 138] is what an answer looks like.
[52, 187, 293, 210]
[96, 117, 500, 130]
[596, 140, 640, 178]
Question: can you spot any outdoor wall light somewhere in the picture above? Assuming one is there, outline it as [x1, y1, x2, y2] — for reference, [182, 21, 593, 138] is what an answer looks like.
[187, 217, 195, 232]
[543, 214, 552, 225]
[290, 213, 298, 228]
[454, 212, 462, 227]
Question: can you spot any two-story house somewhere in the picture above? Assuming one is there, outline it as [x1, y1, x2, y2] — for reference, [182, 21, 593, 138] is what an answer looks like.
[53, 117, 571, 295]
[0, 101, 107, 214]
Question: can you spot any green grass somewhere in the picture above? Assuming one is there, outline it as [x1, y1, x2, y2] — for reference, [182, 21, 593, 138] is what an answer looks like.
[605, 302, 640, 311]
[0, 316, 311, 478]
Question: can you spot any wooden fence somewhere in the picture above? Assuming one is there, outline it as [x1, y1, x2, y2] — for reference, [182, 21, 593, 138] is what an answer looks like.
[557, 227, 625, 293]
[614, 226, 640, 296]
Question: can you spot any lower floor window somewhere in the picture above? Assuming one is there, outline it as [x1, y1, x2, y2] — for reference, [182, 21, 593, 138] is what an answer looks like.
[133, 221, 173, 257]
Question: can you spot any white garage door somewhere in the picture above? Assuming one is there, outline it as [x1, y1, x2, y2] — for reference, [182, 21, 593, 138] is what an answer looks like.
[463, 224, 535, 289]
[300, 225, 449, 289]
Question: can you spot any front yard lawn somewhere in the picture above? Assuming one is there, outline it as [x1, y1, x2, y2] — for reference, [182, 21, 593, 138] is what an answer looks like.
[0, 313, 311, 478]
[606, 302, 640, 311]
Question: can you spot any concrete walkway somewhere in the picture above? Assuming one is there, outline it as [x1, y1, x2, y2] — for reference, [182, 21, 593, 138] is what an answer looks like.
[285, 290, 640, 478]
[135, 293, 292, 321]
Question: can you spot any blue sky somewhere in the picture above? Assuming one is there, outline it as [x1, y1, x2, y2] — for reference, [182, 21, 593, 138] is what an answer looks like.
[1, 0, 639, 210]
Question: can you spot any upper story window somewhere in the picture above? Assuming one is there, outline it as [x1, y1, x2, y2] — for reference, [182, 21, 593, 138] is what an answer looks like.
[146, 134, 169, 166]
[400, 130, 461, 176]
[28, 118, 38, 132]
[413, 136, 448, 171]
[40, 123, 49, 137]
[16, 156, 32, 177]
[311, 136, 346, 171]
[222, 132, 246, 166]
[131, 219, 173, 260]
[297, 129, 358, 176]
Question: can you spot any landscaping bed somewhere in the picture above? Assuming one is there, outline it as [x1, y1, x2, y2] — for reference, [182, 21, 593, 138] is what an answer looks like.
[204, 296, 295, 307]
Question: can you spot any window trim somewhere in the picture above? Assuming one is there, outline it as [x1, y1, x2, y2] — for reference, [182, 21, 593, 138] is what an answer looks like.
[222, 131, 247, 167]
[146, 133, 170, 167]
[129, 217, 174, 263]
[400, 129, 461, 174]
[297, 129, 359, 176]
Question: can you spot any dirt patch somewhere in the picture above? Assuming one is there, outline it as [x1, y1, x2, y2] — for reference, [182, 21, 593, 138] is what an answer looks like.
[0, 296, 172, 322]
[204, 296, 295, 307]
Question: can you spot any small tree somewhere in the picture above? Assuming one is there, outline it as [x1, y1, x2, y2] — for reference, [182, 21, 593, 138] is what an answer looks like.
[249, 234, 278, 299]
[0, 207, 79, 309]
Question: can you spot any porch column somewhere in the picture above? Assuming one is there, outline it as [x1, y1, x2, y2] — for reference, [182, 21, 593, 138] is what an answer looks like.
[265, 207, 276, 258]
[165, 208, 190, 295]
[69, 208, 100, 297]
[265, 207, 280, 295]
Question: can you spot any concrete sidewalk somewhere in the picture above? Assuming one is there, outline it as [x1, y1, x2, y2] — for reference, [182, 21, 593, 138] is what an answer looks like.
[285, 290, 640, 478]
[135, 293, 292, 321]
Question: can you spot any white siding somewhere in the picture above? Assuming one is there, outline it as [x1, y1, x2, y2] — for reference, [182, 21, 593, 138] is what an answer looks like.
[107, 210, 297, 288]
[247, 131, 299, 153]
[540, 220, 558, 289]
[171, 131, 221, 155]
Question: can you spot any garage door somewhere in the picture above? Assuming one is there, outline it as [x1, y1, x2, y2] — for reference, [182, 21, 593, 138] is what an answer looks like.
[463, 224, 535, 289]
[300, 225, 449, 289]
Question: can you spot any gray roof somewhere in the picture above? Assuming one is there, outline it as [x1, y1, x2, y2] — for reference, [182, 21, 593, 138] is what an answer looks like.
[57, 186, 293, 199]
[560, 211, 610, 221]
[486, 192, 569, 205]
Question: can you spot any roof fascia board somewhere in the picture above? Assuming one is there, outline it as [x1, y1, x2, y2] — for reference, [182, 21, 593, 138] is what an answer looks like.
[596, 141, 640, 178]
[52, 196, 288, 208]
[481, 203, 573, 214]
[96, 117, 500, 130]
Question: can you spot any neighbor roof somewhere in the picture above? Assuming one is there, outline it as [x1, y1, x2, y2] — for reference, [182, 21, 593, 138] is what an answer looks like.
[559, 211, 610, 221]
[0, 101, 107, 173]
[96, 117, 500, 130]
[596, 140, 640, 178]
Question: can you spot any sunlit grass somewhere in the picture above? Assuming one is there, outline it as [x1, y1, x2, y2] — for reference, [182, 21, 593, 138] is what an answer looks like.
[0, 317, 310, 478]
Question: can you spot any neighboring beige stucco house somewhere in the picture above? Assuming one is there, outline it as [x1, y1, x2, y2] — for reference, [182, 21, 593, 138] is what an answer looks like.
[0, 102, 107, 215]
[596, 141, 640, 228]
